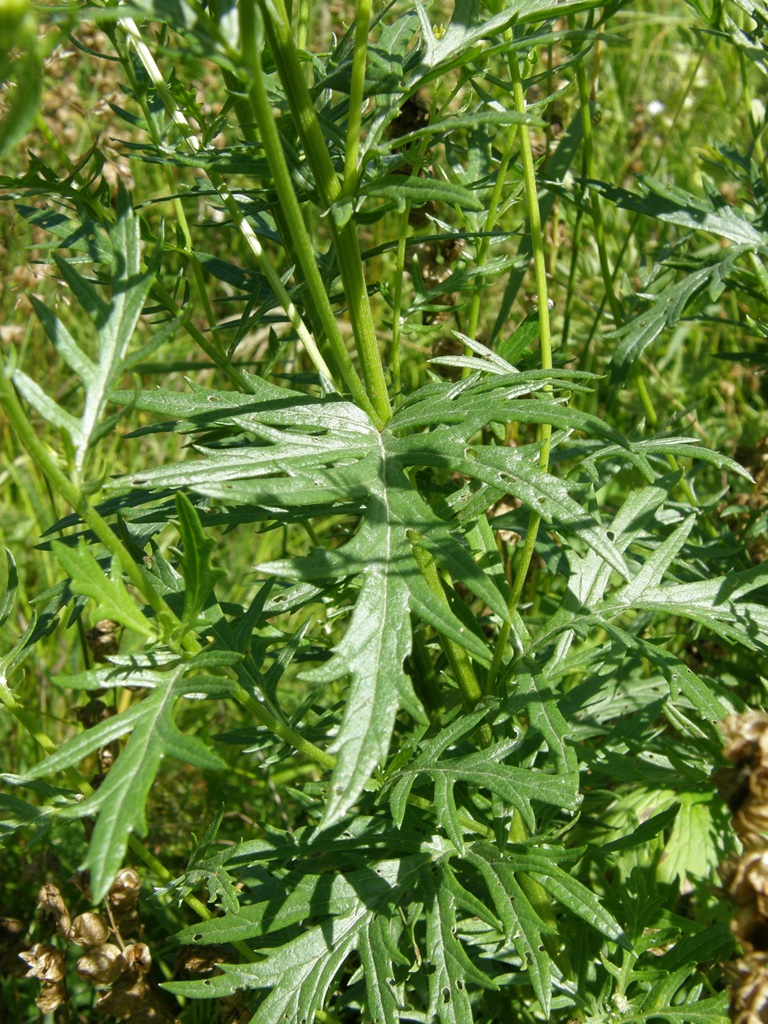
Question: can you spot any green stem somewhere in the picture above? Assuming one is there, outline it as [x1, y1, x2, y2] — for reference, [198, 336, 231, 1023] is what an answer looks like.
[466, 133, 516, 343]
[390, 204, 410, 401]
[407, 532, 492, 747]
[571, 16, 623, 327]
[117, 16, 334, 387]
[343, 0, 371, 196]
[487, 50, 554, 696]
[238, 0, 381, 424]
[257, 0, 391, 424]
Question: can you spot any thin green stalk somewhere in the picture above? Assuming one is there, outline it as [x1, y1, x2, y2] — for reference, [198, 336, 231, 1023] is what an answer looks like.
[466, 135, 517, 343]
[117, 16, 334, 387]
[390, 93, 437, 394]
[561, 202, 585, 353]
[581, 47, 705, 361]
[238, 0, 381, 424]
[407, 532, 492, 748]
[738, 47, 768, 182]
[571, 16, 623, 327]
[749, 250, 768, 303]
[257, 0, 391, 424]
[487, 50, 554, 696]
[390, 204, 410, 401]
[343, 0, 371, 196]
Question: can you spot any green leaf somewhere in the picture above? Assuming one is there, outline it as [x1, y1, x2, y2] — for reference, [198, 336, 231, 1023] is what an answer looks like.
[389, 718, 579, 846]
[17, 187, 159, 479]
[472, 842, 630, 949]
[655, 792, 726, 888]
[23, 658, 233, 900]
[463, 850, 552, 1014]
[360, 173, 484, 210]
[606, 246, 746, 396]
[51, 540, 155, 638]
[606, 565, 768, 651]
[586, 176, 768, 248]
[423, 863, 496, 1023]
[174, 491, 226, 631]
[111, 371, 631, 823]
[166, 854, 428, 1023]
[0, 549, 18, 630]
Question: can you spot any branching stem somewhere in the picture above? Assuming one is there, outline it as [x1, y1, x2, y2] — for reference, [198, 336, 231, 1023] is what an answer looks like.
[256, 0, 392, 425]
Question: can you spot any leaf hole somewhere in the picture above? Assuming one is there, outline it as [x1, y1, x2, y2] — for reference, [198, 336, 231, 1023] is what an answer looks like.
[193, 933, 203, 942]
[334, 785, 343, 795]
[456, 980, 464, 991]
[442, 987, 451, 1004]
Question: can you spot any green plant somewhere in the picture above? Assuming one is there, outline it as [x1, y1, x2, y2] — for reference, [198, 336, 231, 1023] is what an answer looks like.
[3, 0, 768, 1020]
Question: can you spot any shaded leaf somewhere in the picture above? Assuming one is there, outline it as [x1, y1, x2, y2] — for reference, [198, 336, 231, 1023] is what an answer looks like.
[22, 658, 234, 900]
[51, 541, 155, 638]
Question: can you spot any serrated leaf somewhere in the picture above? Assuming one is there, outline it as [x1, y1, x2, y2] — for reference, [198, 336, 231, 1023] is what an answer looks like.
[18, 187, 159, 478]
[424, 863, 495, 1024]
[606, 247, 746, 396]
[174, 491, 226, 629]
[586, 176, 767, 248]
[606, 565, 768, 652]
[51, 540, 155, 638]
[463, 849, 552, 1013]
[23, 659, 234, 899]
[166, 855, 427, 1023]
[655, 792, 724, 888]
[472, 843, 630, 949]
[391, 727, 578, 845]
[109, 371, 637, 824]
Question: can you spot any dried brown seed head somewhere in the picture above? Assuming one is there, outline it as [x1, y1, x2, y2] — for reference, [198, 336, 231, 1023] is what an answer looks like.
[86, 619, 121, 662]
[388, 92, 430, 142]
[35, 980, 66, 1014]
[77, 942, 125, 986]
[37, 883, 71, 939]
[174, 944, 229, 976]
[724, 713, 768, 769]
[728, 952, 768, 1023]
[70, 912, 110, 948]
[123, 942, 152, 975]
[109, 868, 141, 906]
[0, 917, 25, 949]
[19, 943, 66, 982]
[729, 852, 768, 951]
